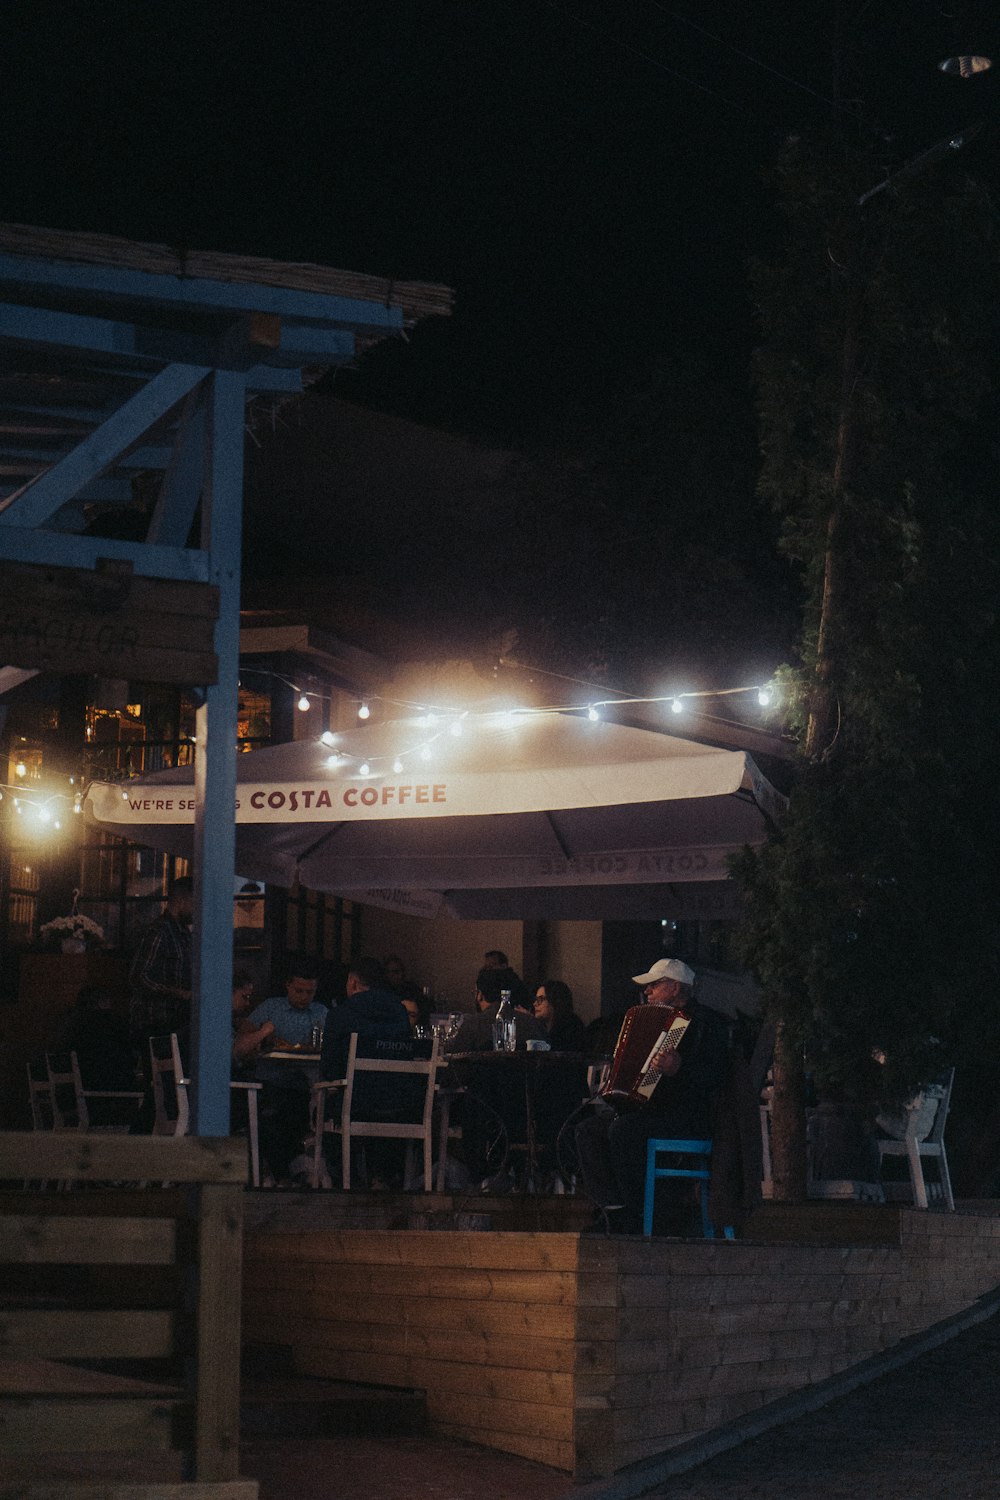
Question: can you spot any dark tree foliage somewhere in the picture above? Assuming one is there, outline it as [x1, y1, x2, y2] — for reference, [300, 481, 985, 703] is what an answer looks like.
[732, 135, 1000, 1127]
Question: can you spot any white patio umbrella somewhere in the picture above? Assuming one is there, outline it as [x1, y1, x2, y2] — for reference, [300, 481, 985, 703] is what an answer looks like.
[86, 712, 784, 920]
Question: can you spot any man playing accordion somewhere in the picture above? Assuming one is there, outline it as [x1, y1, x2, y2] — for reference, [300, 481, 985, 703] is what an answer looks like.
[575, 958, 730, 1233]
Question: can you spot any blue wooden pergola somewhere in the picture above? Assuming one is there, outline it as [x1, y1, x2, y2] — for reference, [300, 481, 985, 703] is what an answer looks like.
[0, 223, 451, 1132]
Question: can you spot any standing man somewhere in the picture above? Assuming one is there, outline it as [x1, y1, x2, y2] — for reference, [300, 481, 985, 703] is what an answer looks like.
[245, 958, 326, 1185]
[129, 875, 194, 1064]
[575, 958, 729, 1233]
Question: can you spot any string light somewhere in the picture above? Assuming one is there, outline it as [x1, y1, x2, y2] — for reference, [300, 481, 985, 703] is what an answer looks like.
[359, 762, 371, 776]
[392, 759, 404, 774]
[357, 702, 371, 720]
[297, 694, 311, 712]
[758, 688, 773, 707]
[670, 697, 684, 714]
[319, 731, 337, 748]
[587, 706, 600, 722]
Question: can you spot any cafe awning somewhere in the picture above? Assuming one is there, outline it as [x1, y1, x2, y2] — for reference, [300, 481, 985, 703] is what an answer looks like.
[86, 712, 784, 919]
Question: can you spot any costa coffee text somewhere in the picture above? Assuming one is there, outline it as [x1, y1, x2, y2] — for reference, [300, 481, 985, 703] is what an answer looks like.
[248, 783, 447, 811]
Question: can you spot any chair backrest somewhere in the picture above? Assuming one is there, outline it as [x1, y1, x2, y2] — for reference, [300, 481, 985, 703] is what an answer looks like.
[341, 1032, 440, 1129]
[149, 1033, 189, 1136]
[27, 1058, 55, 1131]
[45, 1051, 89, 1131]
[920, 1067, 955, 1147]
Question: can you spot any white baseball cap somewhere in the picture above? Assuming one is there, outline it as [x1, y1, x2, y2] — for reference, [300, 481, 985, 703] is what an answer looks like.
[632, 958, 695, 988]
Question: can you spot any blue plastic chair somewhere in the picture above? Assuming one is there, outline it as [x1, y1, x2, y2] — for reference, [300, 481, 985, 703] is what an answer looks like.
[644, 1136, 733, 1239]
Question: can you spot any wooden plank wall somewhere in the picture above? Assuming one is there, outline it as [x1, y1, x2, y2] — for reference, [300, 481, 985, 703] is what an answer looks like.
[243, 1230, 587, 1473]
[0, 1133, 255, 1500]
[244, 1208, 1000, 1481]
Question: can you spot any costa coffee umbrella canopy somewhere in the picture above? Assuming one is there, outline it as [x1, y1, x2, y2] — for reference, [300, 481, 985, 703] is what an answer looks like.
[86, 712, 784, 919]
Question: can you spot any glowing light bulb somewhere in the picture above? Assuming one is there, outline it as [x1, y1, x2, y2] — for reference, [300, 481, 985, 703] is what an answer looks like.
[587, 706, 599, 722]
[53, 819, 61, 829]
[359, 762, 371, 776]
[357, 702, 371, 720]
[393, 759, 403, 774]
[450, 720, 463, 737]
[757, 688, 773, 708]
[670, 698, 684, 715]
[14, 761, 26, 778]
[73, 800, 82, 815]
[39, 808, 51, 824]
[297, 695, 311, 712]
[320, 731, 337, 748]
[326, 754, 340, 768]
[121, 790, 129, 800]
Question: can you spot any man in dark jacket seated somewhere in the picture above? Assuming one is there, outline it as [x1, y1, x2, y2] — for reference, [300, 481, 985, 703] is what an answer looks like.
[575, 958, 730, 1233]
[319, 956, 415, 1186]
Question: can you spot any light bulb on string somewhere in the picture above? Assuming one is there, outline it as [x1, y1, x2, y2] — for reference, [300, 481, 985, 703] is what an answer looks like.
[297, 695, 311, 712]
[320, 731, 337, 748]
[757, 688, 773, 708]
[38, 808, 51, 824]
[357, 702, 371, 720]
[325, 754, 340, 769]
[392, 759, 403, 774]
[670, 698, 684, 715]
[359, 762, 371, 777]
[587, 706, 600, 722]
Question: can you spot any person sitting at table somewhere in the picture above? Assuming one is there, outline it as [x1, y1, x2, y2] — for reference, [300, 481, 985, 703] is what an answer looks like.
[319, 956, 417, 1187]
[230, 969, 273, 1134]
[397, 981, 430, 1034]
[244, 958, 327, 1186]
[533, 980, 586, 1052]
[450, 967, 544, 1051]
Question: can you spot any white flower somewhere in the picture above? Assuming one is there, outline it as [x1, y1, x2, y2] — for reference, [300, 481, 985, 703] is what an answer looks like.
[39, 914, 105, 943]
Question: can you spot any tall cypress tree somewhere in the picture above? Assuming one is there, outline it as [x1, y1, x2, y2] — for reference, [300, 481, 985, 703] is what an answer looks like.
[733, 135, 1000, 1197]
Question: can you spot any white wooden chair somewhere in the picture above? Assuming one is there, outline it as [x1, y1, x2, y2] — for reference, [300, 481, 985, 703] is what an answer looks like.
[46, 1050, 143, 1133]
[877, 1068, 955, 1211]
[149, 1034, 190, 1136]
[310, 1033, 442, 1191]
[149, 1033, 261, 1186]
[27, 1058, 54, 1132]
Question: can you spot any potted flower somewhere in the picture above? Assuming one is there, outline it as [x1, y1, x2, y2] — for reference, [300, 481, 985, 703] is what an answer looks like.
[38, 913, 105, 954]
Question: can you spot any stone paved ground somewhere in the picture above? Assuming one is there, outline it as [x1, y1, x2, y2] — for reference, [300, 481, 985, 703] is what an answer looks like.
[645, 1311, 1000, 1500]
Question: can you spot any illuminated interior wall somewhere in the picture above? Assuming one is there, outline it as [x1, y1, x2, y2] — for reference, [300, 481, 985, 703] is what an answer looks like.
[356, 909, 524, 1011]
[539, 921, 603, 1023]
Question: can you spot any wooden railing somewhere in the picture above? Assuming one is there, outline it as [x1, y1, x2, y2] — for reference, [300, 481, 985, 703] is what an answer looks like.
[0, 1132, 256, 1500]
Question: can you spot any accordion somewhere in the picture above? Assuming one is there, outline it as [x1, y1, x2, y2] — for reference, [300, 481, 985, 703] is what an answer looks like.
[598, 1003, 691, 1108]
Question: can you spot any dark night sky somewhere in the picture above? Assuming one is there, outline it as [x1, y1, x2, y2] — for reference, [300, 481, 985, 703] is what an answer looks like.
[6, 2, 1000, 685]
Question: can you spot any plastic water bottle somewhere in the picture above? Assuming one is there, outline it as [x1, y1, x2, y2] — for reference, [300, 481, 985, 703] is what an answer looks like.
[494, 990, 516, 1052]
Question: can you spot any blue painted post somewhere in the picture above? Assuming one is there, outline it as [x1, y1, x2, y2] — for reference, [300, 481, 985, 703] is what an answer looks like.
[190, 370, 245, 1136]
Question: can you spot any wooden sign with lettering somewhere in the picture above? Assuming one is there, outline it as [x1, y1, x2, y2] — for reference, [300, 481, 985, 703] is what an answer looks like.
[0, 558, 218, 684]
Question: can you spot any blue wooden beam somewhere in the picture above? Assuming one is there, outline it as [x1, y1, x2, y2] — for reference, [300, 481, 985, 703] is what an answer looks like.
[147, 390, 205, 546]
[0, 250, 406, 334]
[0, 442, 172, 469]
[0, 301, 356, 370]
[0, 363, 208, 527]
[0, 523, 210, 580]
[190, 369, 246, 1136]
